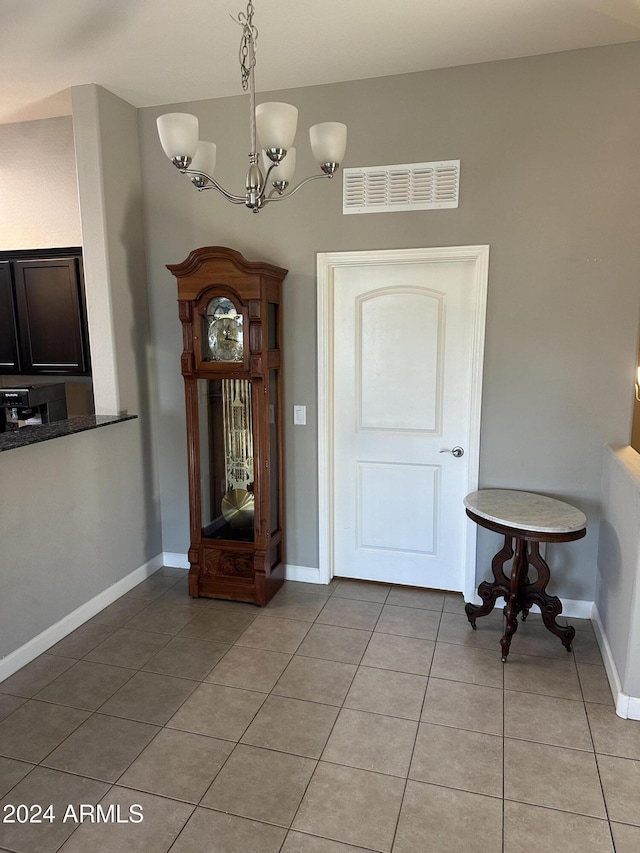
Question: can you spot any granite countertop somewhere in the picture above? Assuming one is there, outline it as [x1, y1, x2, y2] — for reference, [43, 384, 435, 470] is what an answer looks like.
[0, 414, 138, 452]
[464, 488, 587, 533]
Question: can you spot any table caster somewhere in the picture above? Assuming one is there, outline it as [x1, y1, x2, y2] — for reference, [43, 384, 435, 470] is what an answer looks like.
[471, 622, 477, 630]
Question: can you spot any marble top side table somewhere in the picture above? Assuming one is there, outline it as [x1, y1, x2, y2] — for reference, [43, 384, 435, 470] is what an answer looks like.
[463, 489, 587, 661]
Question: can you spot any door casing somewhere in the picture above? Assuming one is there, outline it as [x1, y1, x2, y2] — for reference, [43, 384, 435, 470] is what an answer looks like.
[317, 245, 489, 602]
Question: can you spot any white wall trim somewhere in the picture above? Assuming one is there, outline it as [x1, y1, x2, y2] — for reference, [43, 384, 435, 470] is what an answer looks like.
[592, 602, 640, 720]
[0, 554, 164, 683]
[160, 555, 322, 585]
[71, 84, 120, 414]
[160, 553, 326, 587]
[317, 245, 489, 595]
[495, 597, 595, 620]
[162, 552, 190, 570]
[627, 696, 640, 720]
[476, 596, 593, 620]
[284, 564, 323, 584]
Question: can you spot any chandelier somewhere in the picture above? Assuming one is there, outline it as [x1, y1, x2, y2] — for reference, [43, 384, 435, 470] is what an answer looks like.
[156, 0, 347, 213]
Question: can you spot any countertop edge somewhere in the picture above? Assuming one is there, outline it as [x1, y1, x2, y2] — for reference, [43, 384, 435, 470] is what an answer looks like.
[0, 415, 138, 452]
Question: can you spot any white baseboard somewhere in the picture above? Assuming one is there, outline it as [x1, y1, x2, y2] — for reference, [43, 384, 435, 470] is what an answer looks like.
[162, 552, 190, 570]
[0, 553, 164, 684]
[486, 596, 594, 620]
[625, 696, 640, 720]
[159, 556, 323, 586]
[526, 597, 594, 620]
[284, 564, 323, 584]
[592, 603, 640, 720]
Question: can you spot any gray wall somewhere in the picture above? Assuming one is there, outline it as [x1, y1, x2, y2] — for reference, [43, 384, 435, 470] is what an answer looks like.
[0, 116, 92, 414]
[0, 421, 155, 659]
[0, 85, 163, 664]
[140, 43, 640, 599]
[0, 116, 81, 250]
[71, 82, 162, 564]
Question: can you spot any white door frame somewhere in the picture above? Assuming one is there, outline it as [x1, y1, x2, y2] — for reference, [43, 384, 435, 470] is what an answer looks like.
[317, 245, 490, 602]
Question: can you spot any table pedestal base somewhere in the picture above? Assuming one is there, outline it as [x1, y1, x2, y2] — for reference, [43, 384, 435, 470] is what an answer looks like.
[464, 534, 575, 662]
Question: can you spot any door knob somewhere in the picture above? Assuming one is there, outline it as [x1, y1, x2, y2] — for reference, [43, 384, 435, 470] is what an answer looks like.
[440, 446, 464, 458]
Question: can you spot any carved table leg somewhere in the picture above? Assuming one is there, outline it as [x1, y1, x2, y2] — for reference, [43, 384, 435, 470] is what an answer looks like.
[465, 535, 513, 628]
[519, 559, 533, 622]
[501, 538, 526, 662]
[524, 541, 575, 652]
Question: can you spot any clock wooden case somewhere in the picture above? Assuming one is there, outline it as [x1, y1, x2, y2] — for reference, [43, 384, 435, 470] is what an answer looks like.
[168, 246, 287, 605]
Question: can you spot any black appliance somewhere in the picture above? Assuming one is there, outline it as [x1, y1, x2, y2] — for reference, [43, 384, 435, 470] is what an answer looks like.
[0, 384, 67, 431]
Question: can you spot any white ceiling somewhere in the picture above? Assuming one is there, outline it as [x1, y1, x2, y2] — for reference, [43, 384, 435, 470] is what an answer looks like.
[1, 0, 640, 124]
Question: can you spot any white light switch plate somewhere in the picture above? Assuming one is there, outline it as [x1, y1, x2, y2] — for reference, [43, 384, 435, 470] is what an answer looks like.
[293, 405, 306, 425]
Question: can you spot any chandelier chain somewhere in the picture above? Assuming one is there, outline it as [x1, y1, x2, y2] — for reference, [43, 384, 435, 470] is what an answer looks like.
[233, 0, 258, 155]
[235, 1, 258, 93]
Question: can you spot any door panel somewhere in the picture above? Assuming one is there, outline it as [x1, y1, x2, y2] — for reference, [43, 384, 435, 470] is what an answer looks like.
[322, 248, 488, 593]
[0, 262, 20, 372]
[357, 461, 438, 554]
[13, 258, 87, 373]
[358, 289, 443, 432]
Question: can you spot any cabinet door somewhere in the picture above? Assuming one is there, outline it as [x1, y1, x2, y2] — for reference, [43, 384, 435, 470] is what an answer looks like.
[13, 257, 88, 374]
[0, 261, 20, 373]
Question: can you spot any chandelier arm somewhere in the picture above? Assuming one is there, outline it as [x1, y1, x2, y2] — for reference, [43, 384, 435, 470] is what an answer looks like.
[159, 2, 345, 213]
[262, 172, 333, 204]
[262, 161, 279, 184]
[183, 169, 247, 204]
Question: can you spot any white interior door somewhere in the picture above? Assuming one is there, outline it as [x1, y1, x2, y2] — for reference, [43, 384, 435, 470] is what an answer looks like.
[318, 247, 489, 597]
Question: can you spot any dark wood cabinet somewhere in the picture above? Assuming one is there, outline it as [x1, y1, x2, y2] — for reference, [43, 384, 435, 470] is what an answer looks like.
[0, 249, 90, 376]
[0, 262, 20, 372]
[168, 246, 287, 606]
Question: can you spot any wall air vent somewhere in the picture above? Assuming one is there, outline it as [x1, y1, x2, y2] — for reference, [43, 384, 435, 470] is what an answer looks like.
[342, 160, 460, 214]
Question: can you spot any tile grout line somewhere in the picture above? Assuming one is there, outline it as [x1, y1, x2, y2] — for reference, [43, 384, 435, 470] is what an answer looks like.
[580, 654, 618, 849]
[0, 576, 210, 847]
[42, 582, 307, 849]
[3, 613, 206, 825]
[273, 582, 387, 848]
[0, 575, 624, 853]
[387, 599, 444, 853]
[197, 584, 382, 843]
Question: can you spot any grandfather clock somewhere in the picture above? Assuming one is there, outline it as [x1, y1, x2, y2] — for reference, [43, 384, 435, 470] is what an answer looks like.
[167, 247, 287, 605]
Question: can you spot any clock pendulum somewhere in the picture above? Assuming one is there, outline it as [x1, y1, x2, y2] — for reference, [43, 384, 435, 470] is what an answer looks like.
[221, 378, 255, 529]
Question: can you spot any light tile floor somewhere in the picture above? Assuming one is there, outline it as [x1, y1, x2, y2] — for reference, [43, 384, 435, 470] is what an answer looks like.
[0, 569, 639, 852]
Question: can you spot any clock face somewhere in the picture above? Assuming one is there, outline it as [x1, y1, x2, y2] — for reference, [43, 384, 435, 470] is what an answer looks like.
[205, 297, 243, 362]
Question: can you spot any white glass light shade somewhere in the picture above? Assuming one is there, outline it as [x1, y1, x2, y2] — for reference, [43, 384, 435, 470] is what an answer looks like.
[271, 148, 296, 184]
[256, 102, 298, 150]
[309, 122, 347, 166]
[157, 113, 199, 163]
[189, 141, 217, 177]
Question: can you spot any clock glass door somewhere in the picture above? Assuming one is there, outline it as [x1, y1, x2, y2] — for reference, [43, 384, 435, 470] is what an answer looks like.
[197, 377, 255, 541]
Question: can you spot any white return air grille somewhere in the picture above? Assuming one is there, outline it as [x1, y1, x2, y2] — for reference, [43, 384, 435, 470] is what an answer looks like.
[343, 159, 460, 214]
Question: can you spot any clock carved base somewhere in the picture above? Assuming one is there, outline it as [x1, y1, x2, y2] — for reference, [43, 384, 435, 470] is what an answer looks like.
[187, 541, 284, 606]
